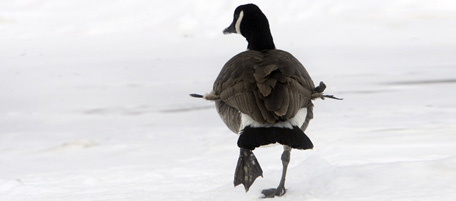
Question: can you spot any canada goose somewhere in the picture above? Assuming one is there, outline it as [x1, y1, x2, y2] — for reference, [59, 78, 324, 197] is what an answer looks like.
[191, 4, 340, 197]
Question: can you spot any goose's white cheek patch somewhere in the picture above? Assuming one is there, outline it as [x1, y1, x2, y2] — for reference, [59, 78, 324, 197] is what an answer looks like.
[235, 10, 244, 34]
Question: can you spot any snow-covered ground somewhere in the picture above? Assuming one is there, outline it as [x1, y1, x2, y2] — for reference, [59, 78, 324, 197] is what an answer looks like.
[1, 0, 456, 200]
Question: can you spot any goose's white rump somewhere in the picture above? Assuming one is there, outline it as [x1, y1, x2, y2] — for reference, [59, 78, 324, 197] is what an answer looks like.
[240, 107, 308, 132]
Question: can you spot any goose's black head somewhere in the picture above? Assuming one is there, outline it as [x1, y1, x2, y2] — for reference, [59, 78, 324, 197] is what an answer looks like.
[224, 4, 275, 51]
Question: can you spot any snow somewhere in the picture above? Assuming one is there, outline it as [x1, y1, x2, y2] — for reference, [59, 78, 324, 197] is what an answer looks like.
[1, 0, 456, 200]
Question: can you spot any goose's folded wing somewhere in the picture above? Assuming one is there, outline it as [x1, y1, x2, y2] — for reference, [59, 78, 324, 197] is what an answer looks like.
[213, 50, 315, 124]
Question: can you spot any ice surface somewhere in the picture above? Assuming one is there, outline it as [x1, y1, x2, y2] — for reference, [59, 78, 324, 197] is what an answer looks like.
[1, 0, 456, 200]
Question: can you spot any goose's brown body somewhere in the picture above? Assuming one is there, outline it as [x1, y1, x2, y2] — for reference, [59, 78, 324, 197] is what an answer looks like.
[213, 49, 315, 134]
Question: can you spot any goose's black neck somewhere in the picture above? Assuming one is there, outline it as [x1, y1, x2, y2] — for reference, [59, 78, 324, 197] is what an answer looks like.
[246, 31, 275, 51]
[238, 4, 276, 51]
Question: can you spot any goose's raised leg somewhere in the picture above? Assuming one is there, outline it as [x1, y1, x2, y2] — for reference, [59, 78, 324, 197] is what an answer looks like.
[262, 145, 292, 198]
[234, 148, 263, 192]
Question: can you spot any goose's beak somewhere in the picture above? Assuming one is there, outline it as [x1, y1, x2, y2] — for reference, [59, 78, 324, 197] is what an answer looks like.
[223, 22, 236, 34]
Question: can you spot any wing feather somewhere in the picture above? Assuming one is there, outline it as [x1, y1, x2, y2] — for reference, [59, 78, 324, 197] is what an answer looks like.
[214, 49, 314, 130]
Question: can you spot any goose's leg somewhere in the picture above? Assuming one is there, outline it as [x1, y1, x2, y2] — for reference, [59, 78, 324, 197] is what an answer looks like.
[234, 148, 263, 192]
[262, 145, 291, 198]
